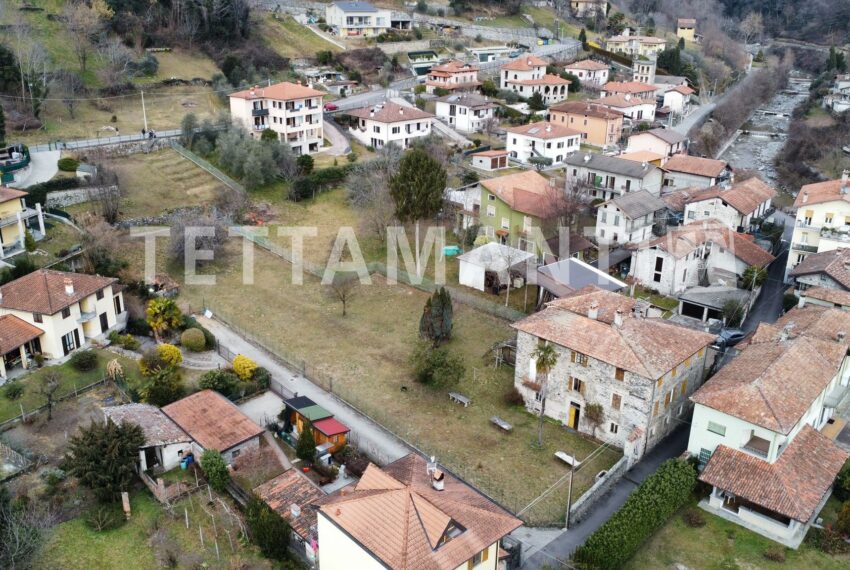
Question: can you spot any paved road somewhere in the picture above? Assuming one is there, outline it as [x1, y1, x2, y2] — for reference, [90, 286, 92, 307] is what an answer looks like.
[522, 426, 690, 569]
[741, 211, 794, 333]
[322, 119, 351, 156]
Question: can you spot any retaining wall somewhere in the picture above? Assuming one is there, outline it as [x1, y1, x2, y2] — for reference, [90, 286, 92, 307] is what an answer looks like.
[568, 455, 630, 524]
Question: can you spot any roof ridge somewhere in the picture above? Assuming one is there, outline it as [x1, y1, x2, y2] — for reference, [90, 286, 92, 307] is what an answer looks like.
[401, 488, 412, 570]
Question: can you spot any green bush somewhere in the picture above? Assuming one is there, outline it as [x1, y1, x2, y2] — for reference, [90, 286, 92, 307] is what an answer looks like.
[199, 369, 240, 396]
[246, 495, 291, 561]
[3, 381, 24, 401]
[410, 343, 465, 389]
[69, 350, 99, 372]
[253, 367, 271, 389]
[837, 499, 850, 535]
[126, 318, 151, 337]
[200, 450, 230, 492]
[181, 328, 206, 352]
[574, 459, 697, 569]
[85, 504, 126, 532]
[57, 157, 80, 172]
[833, 458, 850, 501]
[296, 421, 316, 463]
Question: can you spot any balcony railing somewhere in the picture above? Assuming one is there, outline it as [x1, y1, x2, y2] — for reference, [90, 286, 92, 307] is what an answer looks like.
[790, 242, 818, 253]
[78, 311, 96, 324]
[0, 207, 39, 228]
[742, 435, 770, 459]
[251, 108, 269, 117]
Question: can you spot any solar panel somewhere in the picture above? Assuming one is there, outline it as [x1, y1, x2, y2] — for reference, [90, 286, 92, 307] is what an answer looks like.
[528, 128, 540, 134]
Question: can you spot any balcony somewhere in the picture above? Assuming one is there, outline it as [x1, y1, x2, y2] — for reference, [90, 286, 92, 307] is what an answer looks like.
[251, 108, 269, 117]
[252, 124, 269, 131]
[795, 219, 819, 230]
[0, 207, 39, 228]
[790, 242, 818, 253]
[78, 311, 97, 324]
[742, 435, 770, 459]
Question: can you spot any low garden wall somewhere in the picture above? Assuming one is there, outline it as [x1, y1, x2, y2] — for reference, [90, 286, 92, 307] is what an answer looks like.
[568, 455, 629, 525]
[45, 185, 117, 208]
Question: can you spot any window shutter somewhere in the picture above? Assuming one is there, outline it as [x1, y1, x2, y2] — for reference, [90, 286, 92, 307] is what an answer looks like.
[653, 401, 659, 417]
[805, 209, 814, 218]
[571, 351, 576, 363]
[482, 547, 489, 562]
[680, 380, 687, 397]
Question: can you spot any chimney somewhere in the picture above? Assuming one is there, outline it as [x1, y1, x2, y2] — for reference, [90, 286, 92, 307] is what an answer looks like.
[798, 295, 807, 308]
[546, 124, 552, 132]
[780, 325, 791, 342]
[729, 171, 735, 185]
[399, 107, 404, 115]
[641, 161, 648, 169]
[583, 154, 591, 163]
[64, 277, 74, 295]
[431, 469, 445, 491]
[839, 331, 848, 342]
[588, 301, 599, 320]
[801, 191, 808, 204]
[290, 504, 301, 519]
[614, 309, 624, 328]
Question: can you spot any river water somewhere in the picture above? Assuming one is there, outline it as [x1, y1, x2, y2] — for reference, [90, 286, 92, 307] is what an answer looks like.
[720, 78, 811, 186]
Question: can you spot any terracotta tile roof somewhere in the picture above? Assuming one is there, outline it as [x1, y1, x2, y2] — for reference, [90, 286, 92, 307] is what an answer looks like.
[549, 101, 622, 120]
[790, 249, 850, 290]
[229, 82, 325, 101]
[471, 149, 508, 158]
[661, 187, 700, 212]
[619, 150, 665, 164]
[602, 81, 657, 94]
[513, 286, 714, 378]
[317, 454, 521, 570]
[678, 18, 696, 27]
[507, 74, 570, 86]
[637, 219, 775, 267]
[592, 94, 650, 109]
[500, 55, 548, 71]
[430, 59, 479, 73]
[346, 101, 434, 123]
[505, 121, 581, 140]
[603, 190, 666, 219]
[801, 286, 850, 307]
[480, 171, 557, 219]
[0, 269, 116, 315]
[699, 425, 848, 522]
[770, 304, 850, 345]
[663, 155, 727, 178]
[793, 177, 850, 208]
[102, 403, 190, 447]
[0, 186, 28, 203]
[684, 176, 776, 215]
[691, 335, 845, 433]
[672, 85, 695, 95]
[255, 469, 325, 540]
[433, 93, 495, 109]
[0, 314, 43, 355]
[163, 390, 263, 452]
[312, 417, 350, 437]
[565, 60, 609, 71]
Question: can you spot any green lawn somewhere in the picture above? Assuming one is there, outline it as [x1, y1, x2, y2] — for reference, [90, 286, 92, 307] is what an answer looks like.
[0, 349, 142, 423]
[258, 13, 342, 59]
[627, 500, 850, 569]
[34, 221, 84, 266]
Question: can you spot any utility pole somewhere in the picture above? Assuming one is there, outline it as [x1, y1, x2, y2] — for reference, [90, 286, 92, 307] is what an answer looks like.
[565, 467, 574, 529]
[141, 90, 148, 132]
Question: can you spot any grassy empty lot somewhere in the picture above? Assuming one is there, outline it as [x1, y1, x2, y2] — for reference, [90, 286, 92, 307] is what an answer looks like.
[140, 49, 222, 83]
[177, 244, 619, 524]
[627, 500, 850, 569]
[258, 13, 342, 59]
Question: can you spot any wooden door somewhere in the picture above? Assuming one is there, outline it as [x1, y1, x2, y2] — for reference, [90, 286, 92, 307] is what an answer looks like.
[568, 403, 581, 429]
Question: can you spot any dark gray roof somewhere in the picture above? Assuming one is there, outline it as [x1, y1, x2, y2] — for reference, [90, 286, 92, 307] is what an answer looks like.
[537, 258, 626, 297]
[434, 93, 497, 109]
[606, 190, 666, 219]
[102, 404, 191, 447]
[334, 1, 378, 12]
[655, 75, 687, 85]
[678, 286, 750, 311]
[646, 128, 687, 145]
[564, 152, 660, 179]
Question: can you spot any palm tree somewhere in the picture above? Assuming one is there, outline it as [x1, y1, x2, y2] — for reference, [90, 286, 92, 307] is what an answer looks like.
[532, 343, 559, 448]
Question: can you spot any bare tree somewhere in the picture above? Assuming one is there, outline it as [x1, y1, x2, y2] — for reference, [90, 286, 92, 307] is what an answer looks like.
[97, 37, 134, 86]
[37, 371, 61, 421]
[347, 143, 401, 243]
[169, 214, 228, 264]
[10, 18, 49, 125]
[325, 271, 359, 316]
[87, 168, 121, 224]
[52, 71, 86, 119]
[0, 495, 56, 570]
[481, 116, 500, 140]
[63, 0, 110, 74]
[78, 212, 122, 274]
[739, 12, 764, 45]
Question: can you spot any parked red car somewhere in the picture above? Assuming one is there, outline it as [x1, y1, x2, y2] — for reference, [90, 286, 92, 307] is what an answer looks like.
[323, 102, 338, 111]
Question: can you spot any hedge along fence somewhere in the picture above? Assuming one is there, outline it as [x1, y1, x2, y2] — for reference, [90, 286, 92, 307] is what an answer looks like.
[573, 458, 697, 570]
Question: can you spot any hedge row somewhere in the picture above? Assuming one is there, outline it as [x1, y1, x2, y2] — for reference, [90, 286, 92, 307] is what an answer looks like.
[573, 459, 697, 569]
[23, 177, 81, 206]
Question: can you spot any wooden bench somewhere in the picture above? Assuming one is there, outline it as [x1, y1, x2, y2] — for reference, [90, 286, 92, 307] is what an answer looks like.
[554, 451, 581, 469]
[490, 416, 513, 432]
[448, 392, 471, 407]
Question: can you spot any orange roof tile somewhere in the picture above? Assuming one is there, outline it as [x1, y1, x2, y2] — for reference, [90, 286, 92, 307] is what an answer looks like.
[794, 177, 850, 208]
[230, 82, 325, 101]
[471, 149, 508, 158]
[0, 269, 116, 316]
[505, 121, 581, 140]
[163, 390, 263, 452]
[618, 150, 665, 164]
[346, 101, 434, 123]
[500, 55, 548, 71]
[771, 304, 850, 345]
[592, 94, 650, 109]
[480, 171, 557, 219]
[790, 249, 850, 290]
[0, 314, 43, 355]
[685, 176, 776, 215]
[602, 81, 657, 94]
[0, 186, 28, 203]
[565, 60, 609, 71]
[549, 101, 622, 120]
[429, 59, 479, 73]
[663, 155, 727, 178]
[255, 469, 325, 540]
[801, 286, 850, 307]
[672, 85, 695, 95]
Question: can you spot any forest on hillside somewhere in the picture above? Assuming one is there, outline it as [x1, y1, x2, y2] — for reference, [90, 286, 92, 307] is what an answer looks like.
[716, 0, 850, 44]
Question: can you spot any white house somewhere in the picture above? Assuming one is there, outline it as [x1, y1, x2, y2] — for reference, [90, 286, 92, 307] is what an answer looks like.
[345, 101, 433, 149]
[505, 121, 581, 165]
[688, 306, 850, 547]
[663, 85, 695, 115]
[229, 82, 324, 156]
[434, 93, 497, 133]
[629, 220, 775, 296]
[564, 152, 664, 201]
[513, 286, 714, 464]
[626, 128, 687, 158]
[103, 404, 192, 473]
[317, 454, 521, 570]
[564, 59, 609, 87]
[0, 269, 127, 377]
[632, 57, 657, 85]
[325, 2, 391, 37]
[786, 171, 850, 281]
[500, 55, 570, 105]
[605, 33, 666, 58]
[596, 190, 666, 245]
[425, 59, 480, 94]
[662, 155, 730, 189]
[683, 176, 776, 231]
[600, 81, 657, 103]
[593, 94, 656, 123]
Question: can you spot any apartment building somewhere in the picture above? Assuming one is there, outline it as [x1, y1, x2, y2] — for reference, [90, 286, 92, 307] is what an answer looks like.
[513, 286, 714, 465]
[626, 128, 687, 157]
[500, 55, 570, 105]
[505, 121, 581, 165]
[548, 101, 623, 148]
[228, 82, 324, 155]
[345, 101, 433, 149]
[425, 59, 480, 94]
[592, 93, 656, 123]
[632, 57, 657, 84]
[434, 93, 497, 133]
[596, 190, 666, 245]
[601, 81, 657, 103]
[662, 155, 730, 189]
[564, 152, 664, 201]
[605, 33, 666, 58]
[563, 59, 609, 87]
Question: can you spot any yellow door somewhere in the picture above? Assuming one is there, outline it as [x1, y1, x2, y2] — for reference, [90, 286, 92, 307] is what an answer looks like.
[568, 404, 580, 429]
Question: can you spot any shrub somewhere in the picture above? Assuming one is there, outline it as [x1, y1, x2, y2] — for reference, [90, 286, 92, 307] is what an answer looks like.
[253, 367, 271, 389]
[503, 386, 524, 407]
[682, 508, 706, 528]
[139, 348, 167, 376]
[807, 525, 850, 554]
[57, 157, 80, 172]
[33, 353, 45, 367]
[200, 450, 230, 492]
[126, 318, 152, 337]
[410, 343, 465, 389]
[141, 367, 184, 407]
[120, 335, 140, 351]
[156, 344, 183, 367]
[69, 350, 98, 372]
[199, 369, 240, 396]
[763, 545, 786, 562]
[574, 459, 697, 569]
[834, 458, 850, 501]
[85, 504, 126, 532]
[296, 421, 317, 462]
[245, 495, 291, 561]
[181, 328, 206, 352]
[3, 381, 24, 401]
[837, 499, 850, 535]
[233, 355, 258, 381]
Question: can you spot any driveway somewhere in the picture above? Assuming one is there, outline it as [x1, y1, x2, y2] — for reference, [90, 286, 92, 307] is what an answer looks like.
[11, 150, 59, 188]
[321, 119, 351, 156]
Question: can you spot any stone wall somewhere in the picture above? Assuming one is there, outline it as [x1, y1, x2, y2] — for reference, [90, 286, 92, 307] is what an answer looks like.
[568, 455, 629, 524]
[46, 185, 116, 208]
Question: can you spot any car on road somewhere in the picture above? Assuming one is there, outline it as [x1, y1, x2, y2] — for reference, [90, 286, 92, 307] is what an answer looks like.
[323, 103, 338, 112]
[715, 328, 746, 347]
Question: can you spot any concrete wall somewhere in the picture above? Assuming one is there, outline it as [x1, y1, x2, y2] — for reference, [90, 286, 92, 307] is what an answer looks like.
[222, 436, 260, 465]
[569, 455, 629, 524]
[664, 171, 715, 189]
[377, 39, 432, 55]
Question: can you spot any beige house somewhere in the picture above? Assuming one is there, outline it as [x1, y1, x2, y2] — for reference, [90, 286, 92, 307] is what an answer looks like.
[677, 18, 697, 42]
[500, 55, 571, 105]
[0, 270, 126, 377]
[605, 33, 666, 58]
[228, 82, 325, 156]
[548, 101, 623, 148]
[425, 60, 480, 94]
[0, 186, 45, 259]
[683, 176, 776, 231]
[626, 128, 687, 158]
[513, 286, 715, 465]
[316, 454, 521, 570]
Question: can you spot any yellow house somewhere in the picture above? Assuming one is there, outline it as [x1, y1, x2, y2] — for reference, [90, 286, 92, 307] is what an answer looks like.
[677, 18, 696, 42]
[0, 186, 45, 258]
[549, 101, 624, 148]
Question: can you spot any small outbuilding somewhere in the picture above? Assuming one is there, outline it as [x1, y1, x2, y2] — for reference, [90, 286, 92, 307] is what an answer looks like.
[457, 242, 536, 292]
[470, 149, 509, 171]
[282, 396, 333, 437]
[103, 403, 192, 473]
[536, 257, 627, 307]
[311, 417, 350, 454]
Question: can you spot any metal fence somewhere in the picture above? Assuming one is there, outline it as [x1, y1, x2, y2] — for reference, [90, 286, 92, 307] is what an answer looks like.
[168, 141, 246, 195]
[29, 129, 183, 153]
